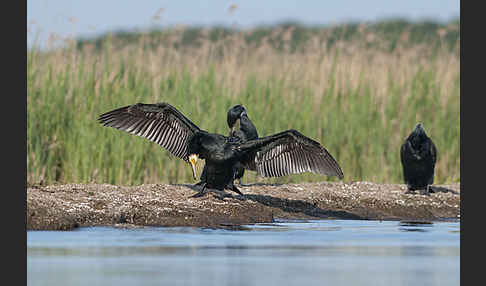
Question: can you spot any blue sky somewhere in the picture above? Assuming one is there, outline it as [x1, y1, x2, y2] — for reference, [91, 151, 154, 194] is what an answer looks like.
[27, 0, 459, 49]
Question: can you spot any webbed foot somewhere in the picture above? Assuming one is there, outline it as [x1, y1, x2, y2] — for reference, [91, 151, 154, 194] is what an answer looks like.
[231, 185, 243, 196]
[419, 187, 431, 196]
[191, 183, 208, 198]
[211, 191, 229, 201]
[405, 188, 416, 194]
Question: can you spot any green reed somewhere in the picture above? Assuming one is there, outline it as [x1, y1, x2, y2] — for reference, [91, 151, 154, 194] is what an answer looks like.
[27, 25, 459, 186]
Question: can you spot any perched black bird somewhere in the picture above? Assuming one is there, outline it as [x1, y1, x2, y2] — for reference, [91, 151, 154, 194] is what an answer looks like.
[226, 105, 259, 183]
[98, 102, 344, 198]
[400, 123, 437, 195]
[227, 104, 259, 142]
[195, 104, 259, 188]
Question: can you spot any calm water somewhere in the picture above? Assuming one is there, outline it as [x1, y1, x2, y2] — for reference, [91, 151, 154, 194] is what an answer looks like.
[27, 219, 460, 286]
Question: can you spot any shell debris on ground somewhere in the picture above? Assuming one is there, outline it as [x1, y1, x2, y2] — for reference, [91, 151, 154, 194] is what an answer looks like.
[27, 182, 460, 230]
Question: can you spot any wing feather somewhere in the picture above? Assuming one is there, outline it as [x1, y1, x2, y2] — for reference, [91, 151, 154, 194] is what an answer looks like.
[98, 102, 201, 162]
[238, 129, 344, 179]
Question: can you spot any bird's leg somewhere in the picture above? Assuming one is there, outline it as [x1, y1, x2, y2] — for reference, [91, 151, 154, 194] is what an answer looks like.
[194, 181, 204, 186]
[419, 187, 431, 196]
[231, 184, 243, 196]
[211, 190, 230, 201]
[191, 183, 208, 198]
[224, 181, 243, 196]
[405, 186, 416, 194]
[234, 167, 245, 186]
[193, 165, 208, 188]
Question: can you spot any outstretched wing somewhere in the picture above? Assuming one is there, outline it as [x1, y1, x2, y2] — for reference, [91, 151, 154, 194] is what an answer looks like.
[236, 129, 344, 179]
[98, 102, 201, 162]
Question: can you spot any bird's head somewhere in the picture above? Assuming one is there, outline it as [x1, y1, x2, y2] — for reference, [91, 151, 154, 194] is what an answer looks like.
[409, 123, 428, 150]
[227, 104, 247, 135]
[413, 123, 426, 135]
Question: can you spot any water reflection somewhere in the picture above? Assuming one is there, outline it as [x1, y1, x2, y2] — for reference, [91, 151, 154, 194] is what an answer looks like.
[28, 220, 460, 286]
[399, 220, 434, 232]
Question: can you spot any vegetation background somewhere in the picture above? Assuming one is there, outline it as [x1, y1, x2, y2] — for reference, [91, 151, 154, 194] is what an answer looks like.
[27, 19, 460, 186]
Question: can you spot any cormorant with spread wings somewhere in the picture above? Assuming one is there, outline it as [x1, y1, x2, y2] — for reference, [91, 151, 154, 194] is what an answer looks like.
[98, 102, 343, 198]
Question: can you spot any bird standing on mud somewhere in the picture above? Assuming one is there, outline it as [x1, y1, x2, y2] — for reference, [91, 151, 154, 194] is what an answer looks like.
[227, 105, 259, 184]
[197, 104, 259, 187]
[400, 123, 437, 195]
[98, 102, 343, 198]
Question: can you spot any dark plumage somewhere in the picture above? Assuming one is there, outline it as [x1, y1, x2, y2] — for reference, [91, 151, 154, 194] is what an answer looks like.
[400, 123, 437, 195]
[196, 104, 258, 188]
[236, 129, 344, 179]
[98, 102, 343, 198]
[226, 105, 259, 182]
[227, 105, 259, 142]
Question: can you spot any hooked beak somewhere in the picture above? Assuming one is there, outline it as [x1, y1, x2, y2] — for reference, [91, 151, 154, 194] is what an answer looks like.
[188, 154, 199, 180]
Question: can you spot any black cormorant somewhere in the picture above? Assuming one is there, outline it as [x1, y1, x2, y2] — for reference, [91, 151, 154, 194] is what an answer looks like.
[98, 102, 344, 198]
[225, 104, 259, 183]
[400, 123, 437, 195]
[227, 104, 259, 142]
[195, 104, 259, 191]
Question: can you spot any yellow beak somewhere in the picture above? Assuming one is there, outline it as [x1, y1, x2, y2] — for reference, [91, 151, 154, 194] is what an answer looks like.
[188, 154, 199, 180]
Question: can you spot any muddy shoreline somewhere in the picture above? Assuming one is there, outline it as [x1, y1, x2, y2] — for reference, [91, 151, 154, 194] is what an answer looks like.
[27, 182, 460, 230]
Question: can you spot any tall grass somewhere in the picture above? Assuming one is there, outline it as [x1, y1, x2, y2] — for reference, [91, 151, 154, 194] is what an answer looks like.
[27, 21, 460, 186]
